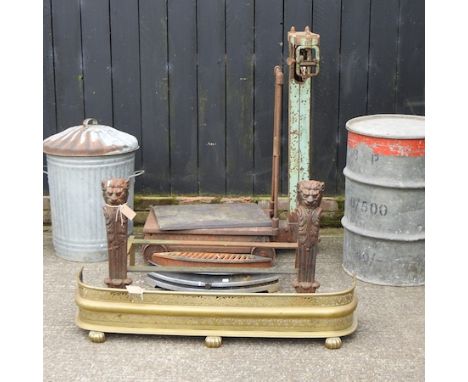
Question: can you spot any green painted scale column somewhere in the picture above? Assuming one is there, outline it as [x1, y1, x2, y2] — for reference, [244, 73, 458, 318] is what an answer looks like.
[287, 26, 320, 211]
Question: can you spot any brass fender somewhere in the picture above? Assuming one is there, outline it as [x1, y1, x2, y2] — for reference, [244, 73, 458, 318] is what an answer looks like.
[76, 268, 358, 340]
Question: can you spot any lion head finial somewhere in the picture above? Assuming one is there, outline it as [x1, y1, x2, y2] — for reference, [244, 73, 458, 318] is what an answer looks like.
[101, 178, 129, 206]
[297, 180, 325, 208]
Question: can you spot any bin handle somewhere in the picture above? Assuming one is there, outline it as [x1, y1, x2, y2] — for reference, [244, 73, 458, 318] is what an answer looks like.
[128, 170, 145, 179]
[83, 118, 99, 127]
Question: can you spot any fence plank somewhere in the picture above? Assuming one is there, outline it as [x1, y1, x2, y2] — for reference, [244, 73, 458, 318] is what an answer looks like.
[197, 0, 226, 194]
[254, 0, 283, 195]
[396, 0, 425, 115]
[44, 0, 56, 192]
[225, 0, 254, 195]
[139, 0, 170, 193]
[44, 0, 56, 139]
[168, 0, 198, 194]
[311, 0, 341, 195]
[51, 0, 84, 131]
[281, 1, 314, 195]
[336, 0, 371, 192]
[110, 0, 142, 173]
[81, 0, 113, 125]
[367, 0, 399, 114]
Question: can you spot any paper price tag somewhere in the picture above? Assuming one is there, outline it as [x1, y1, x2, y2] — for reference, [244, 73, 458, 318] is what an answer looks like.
[126, 285, 144, 301]
[126, 285, 143, 295]
[120, 204, 136, 220]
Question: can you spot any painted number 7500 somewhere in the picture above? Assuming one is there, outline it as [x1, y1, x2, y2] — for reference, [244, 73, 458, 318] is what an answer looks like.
[350, 197, 388, 216]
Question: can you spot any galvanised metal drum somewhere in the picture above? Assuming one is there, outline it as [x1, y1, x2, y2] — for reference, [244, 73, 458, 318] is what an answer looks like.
[341, 114, 425, 286]
[44, 118, 140, 262]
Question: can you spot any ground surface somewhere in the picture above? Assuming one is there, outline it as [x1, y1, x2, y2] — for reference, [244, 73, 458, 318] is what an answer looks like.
[43, 227, 424, 382]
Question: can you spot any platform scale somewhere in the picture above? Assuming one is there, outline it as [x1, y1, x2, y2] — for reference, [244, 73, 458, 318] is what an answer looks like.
[142, 67, 284, 263]
[142, 65, 285, 292]
[143, 27, 319, 274]
[141, 27, 321, 291]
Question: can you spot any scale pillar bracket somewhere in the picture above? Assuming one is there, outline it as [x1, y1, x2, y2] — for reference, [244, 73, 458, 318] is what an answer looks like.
[287, 26, 320, 212]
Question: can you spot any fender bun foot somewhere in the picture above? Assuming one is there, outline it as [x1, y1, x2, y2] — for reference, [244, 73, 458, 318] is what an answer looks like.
[89, 331, 106, 343]
[324, 337, 342, 350]
[205, 336, 222, 348]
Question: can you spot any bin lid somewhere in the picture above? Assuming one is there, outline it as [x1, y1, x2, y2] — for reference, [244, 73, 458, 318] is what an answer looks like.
[43, 118, 139, 156]
[346, 114, 425, 139]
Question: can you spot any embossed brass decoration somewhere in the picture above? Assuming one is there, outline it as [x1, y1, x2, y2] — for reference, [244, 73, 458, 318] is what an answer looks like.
[75, 269, 357, 347]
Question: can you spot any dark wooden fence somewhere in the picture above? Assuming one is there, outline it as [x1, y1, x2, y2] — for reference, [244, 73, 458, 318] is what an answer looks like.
[43, 0, 424, 195]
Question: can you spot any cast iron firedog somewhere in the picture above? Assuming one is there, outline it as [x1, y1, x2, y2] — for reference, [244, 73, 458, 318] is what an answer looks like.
[291, 180, 325, 293]
[102, 178, 132, 288]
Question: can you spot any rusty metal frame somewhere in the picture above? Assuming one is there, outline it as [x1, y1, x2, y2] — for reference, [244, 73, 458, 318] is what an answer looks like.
[269, 66, 284, 229]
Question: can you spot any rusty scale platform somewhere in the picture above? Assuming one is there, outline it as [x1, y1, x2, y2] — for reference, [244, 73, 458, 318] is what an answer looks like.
[143, 208, 278, 259]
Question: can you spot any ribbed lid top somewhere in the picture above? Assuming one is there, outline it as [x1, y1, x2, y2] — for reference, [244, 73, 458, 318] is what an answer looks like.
[43, 118, 139, 156]
[346, 114, 425, 139]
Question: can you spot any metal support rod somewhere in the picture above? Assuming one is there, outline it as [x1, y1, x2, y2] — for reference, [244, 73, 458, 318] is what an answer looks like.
[270, 66, 284, 228]
[127, 265, 295, 274]
[130, 238, 298, 249]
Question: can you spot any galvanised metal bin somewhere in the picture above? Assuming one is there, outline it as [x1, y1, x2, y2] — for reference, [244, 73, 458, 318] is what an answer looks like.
[341, 114, 425, 286]
[43, 118, 140, 262]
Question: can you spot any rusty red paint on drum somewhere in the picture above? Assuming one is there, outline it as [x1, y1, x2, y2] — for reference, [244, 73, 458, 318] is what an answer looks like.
[347, 132, 425, 157]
